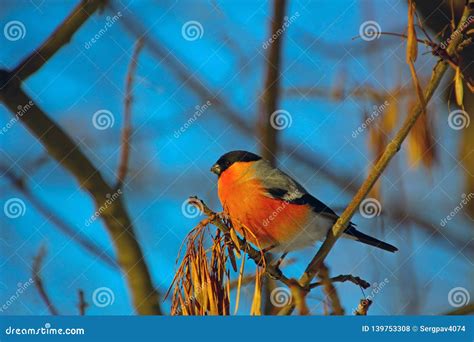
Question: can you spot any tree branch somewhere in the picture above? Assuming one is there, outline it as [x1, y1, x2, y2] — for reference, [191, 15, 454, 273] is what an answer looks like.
[258, 0, 286, 163]
[117, 38, 144, 188]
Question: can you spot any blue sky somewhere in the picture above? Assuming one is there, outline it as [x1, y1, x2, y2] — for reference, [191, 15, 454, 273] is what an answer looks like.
[0, 0, 472, 315]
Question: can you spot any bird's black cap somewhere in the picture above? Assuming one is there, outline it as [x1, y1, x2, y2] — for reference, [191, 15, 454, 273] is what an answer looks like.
[211, 150, 262, 176]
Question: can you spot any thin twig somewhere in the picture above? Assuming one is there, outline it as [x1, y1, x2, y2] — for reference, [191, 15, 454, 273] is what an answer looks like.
[78, 289, 88, 315]
[309, 274, 370, 289]
[32, 246, 59, 315]
[117, 38, 144, 189]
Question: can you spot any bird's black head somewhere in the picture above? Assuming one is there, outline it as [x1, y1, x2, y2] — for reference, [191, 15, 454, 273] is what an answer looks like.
[210, 150, 262, 176]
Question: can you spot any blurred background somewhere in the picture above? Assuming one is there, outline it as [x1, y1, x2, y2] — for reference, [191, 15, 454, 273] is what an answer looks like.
[0, 0, 473, 315]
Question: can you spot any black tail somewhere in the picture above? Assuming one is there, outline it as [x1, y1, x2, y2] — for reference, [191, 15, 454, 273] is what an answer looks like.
[344, 226, 398, 253]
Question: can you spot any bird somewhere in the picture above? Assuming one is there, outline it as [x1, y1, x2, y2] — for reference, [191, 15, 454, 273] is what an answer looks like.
[210, 150, 397, 258]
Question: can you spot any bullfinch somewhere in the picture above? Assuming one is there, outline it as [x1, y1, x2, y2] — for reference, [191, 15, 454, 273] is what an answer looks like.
[211, 150, 398, 255]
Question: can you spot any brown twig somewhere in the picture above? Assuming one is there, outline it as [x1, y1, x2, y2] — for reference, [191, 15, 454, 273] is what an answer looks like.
[117, 38, 144, 189]
[78, 289, 88, 315]
[32, 246, 59, 315]
[309, 273, 370, 289]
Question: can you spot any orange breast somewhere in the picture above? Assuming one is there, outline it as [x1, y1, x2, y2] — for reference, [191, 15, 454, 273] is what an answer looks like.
[217, 162, 312, 249]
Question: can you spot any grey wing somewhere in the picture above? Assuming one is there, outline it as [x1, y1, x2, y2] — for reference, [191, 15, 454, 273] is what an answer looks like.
[252, 160, 341, 221]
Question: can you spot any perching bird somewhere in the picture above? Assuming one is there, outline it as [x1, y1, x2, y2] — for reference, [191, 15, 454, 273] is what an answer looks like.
[211, 150, 397, 256]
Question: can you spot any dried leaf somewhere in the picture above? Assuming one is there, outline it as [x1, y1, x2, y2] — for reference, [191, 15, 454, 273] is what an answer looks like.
[455, 66, 464, 106]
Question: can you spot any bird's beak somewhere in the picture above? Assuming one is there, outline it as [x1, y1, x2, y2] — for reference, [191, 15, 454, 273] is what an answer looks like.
[210, 164, 221, 175]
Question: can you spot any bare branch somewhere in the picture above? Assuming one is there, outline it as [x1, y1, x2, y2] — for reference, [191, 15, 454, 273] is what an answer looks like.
[117, 38, 144, 188]
[309, 274, 371, 290]
[32, 246, 59, 315]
